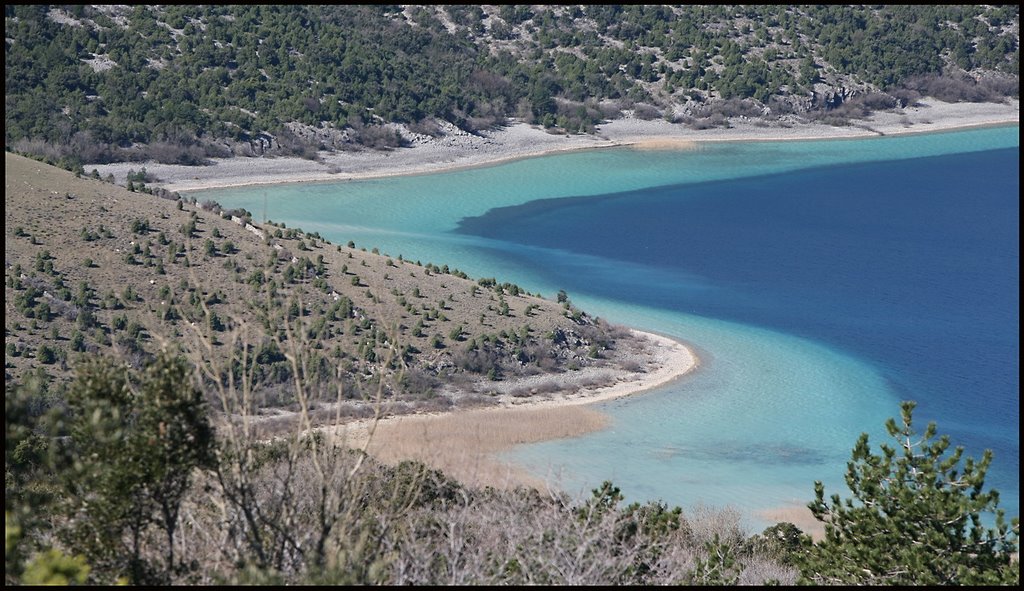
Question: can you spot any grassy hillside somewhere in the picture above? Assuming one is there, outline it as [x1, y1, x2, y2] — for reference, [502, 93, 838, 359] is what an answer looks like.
[5, 151, 638, 429]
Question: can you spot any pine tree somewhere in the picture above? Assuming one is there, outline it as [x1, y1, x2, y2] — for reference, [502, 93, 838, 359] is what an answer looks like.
[62, 353, 215, 584]
[799, 401, 1019, 585]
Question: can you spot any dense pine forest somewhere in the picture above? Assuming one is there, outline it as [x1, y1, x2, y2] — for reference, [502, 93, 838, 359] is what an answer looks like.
[5, 5, 1019, 170]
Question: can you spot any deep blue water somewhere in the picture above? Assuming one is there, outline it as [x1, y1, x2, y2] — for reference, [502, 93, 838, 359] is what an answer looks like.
[198, 127, 1019, 530]
[457, 148, 1020, 517]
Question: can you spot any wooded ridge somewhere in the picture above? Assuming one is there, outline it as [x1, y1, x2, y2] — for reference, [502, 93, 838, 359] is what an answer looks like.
[5, 5, 1019, 171]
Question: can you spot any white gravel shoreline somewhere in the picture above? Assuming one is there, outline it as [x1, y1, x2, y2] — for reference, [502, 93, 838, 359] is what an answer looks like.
[86, 97, 1018, 194]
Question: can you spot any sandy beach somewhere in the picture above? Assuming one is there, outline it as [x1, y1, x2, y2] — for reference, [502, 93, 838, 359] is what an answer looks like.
[86, 97, 1018, 194]
[315, 329, 698, 492]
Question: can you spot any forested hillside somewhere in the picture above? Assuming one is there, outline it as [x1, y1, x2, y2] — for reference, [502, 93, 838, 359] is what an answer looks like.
[5, 5, 1019, 170]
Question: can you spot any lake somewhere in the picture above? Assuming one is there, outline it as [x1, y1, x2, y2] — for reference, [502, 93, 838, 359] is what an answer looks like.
[197, 124, 1019, 531]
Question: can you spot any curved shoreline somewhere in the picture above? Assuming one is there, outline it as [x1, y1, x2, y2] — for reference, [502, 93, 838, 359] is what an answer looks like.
[124, 98, 1014, 527]
[86, 97, 1019, 195]
[319, 329, 699, 491]
[492, 329, 699, 410]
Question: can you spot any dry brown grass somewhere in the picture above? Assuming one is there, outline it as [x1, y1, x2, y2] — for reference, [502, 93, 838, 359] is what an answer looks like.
[757, 504, 826, 542]
[335, 404, 611, 490]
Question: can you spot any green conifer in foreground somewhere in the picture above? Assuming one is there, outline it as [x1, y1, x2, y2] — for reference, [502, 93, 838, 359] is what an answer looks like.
[799, 401, 1019, 585]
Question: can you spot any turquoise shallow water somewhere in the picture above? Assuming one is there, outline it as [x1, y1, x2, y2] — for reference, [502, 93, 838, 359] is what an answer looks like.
[196, 125, 1019, 532]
